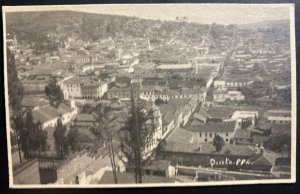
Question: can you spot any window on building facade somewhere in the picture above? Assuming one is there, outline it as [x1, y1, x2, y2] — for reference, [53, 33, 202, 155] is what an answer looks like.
[199, 133, 202, 137]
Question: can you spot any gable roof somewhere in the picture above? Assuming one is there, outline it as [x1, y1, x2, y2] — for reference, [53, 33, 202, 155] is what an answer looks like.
[249, 155, 273, 167]
[32, 102, 75, 123]
[187, 120, 236, 133]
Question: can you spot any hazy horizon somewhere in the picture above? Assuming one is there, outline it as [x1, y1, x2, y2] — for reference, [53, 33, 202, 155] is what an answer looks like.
[4, 4, 290, 25]
[4, 4, 292, 25]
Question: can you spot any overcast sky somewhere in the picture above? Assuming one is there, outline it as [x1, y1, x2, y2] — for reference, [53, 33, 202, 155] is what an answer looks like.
[4, 4, 292, 25]
[69, 4, 291, 25]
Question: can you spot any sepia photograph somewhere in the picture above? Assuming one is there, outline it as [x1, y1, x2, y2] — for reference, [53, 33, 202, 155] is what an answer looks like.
[2, 3, 296, 188]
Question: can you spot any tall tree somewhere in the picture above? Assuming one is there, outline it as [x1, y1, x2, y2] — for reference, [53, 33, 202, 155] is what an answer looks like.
[53, 119, 69, 159]
[119, 90, 156, 183]
[12, 113, 25, 163]
[95, 104, 118, 184]
[104, 129, 118, 184]
[33, 121, 48, 154]
[13, 110, 48, 160]
[213, 135, 225, 154]
[24, 109, 36, 156]
[7, 48, 23, 113]
[68, 126, 81, 152]
[24, 110, 48, 157]
[45, 77, 64, 108]
[7, 48, 24, 163]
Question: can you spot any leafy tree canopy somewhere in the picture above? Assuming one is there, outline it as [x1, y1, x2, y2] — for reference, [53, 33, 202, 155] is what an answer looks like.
[45, 77, 64, 108]
[53, 119, 69, 158]
[7, 48, 23, 113]
[213, 135, 225, 154]
[68, 126, 81, 152]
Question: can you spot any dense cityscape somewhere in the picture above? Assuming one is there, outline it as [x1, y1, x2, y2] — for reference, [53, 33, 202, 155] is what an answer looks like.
[6, 10, 292, 185]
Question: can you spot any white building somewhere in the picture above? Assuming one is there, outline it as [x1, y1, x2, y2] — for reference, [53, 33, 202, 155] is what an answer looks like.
[214, 80, 254, 89]
[62, 76, 108, 99]
[190, 120, 238, 144]
[32, 100, 78, 129]
[231, 111, 258, 126]
[213, 90, 245, 102]
[265, 110, 291, 124]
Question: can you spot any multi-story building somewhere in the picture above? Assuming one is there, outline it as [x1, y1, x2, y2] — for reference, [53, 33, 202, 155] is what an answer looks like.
[231, 111, 258, 126]
[214, 80, 254, 88]
[107, 82, 140, 100]
[62, 76, 87, 99]
[81, 80, 108, 99]
[265, 110, 291, 124]
[107, 86, 131, 100]
[188, 120, 238, 144]
[213, 90, 245, 102]
[62, 76, 108, 99]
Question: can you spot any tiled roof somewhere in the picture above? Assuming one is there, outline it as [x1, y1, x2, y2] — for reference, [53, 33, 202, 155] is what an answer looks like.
[32, 102, 75, 123]
[187, 121, 236, 133]
[161, 141, 255, 157]
[166, 127, 194, 143]
[158, 99, 190, 116]
[265, 110, 291, 117]
[63, 76, 97, 85]
[234, 129, 250, 139]
[75, 114, 96, 122]
[206, 106, 237, 119]
[249, 155, 273, 167]
[21, 95, 49, 108]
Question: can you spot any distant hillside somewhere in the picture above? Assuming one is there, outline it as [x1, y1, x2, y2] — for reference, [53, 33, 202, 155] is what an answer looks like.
[6, 10, 133, 42]
[238, 19, 290, 30]
[6, 10, 239, 56]
[5, 10, 214, 48]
